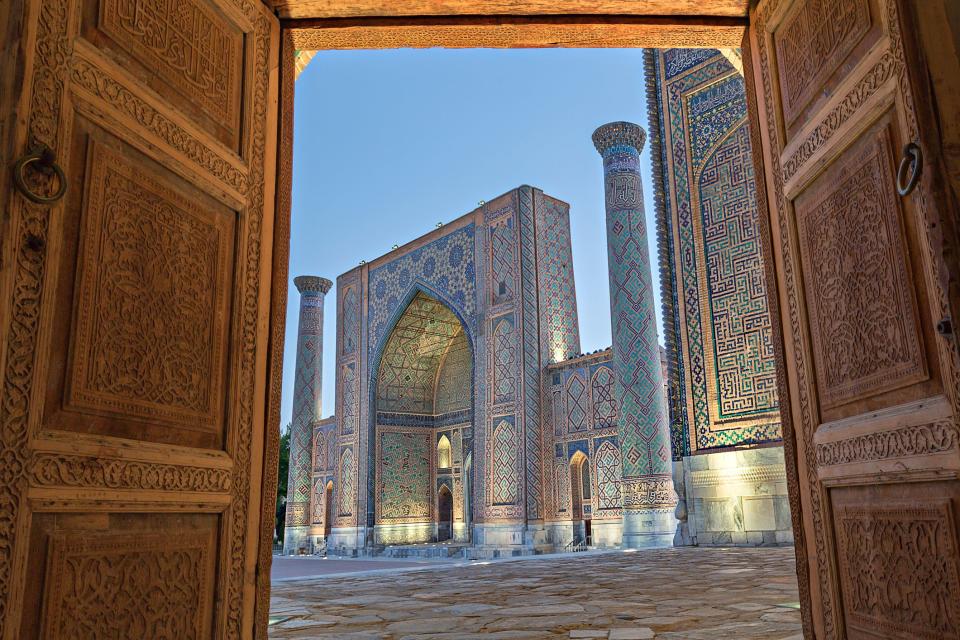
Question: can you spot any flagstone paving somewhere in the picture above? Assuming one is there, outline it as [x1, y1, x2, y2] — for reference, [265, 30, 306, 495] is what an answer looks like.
[270, 547, 802, 639]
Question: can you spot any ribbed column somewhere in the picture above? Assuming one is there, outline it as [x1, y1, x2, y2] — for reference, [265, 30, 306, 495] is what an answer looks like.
[593, 122, 678, 549]
[284, 275, 333, 554]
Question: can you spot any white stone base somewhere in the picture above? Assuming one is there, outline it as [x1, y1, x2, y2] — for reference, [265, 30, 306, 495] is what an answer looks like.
[374, 522, 435, 545]
[283, 525, 311, 555]
[452, 522, 470, 542]
[543, 521, 575, 548]
[326, 526, 367, 555]
[590, 520, 623, 548]
[622, 508, 678, 549]
[472, 522, 525, 546]
[682, 446, 792, 547]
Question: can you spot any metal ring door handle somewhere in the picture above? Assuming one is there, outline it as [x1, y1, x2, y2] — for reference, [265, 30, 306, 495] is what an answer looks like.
[12, 143, 67, 204]
[896, 142, 922, 197]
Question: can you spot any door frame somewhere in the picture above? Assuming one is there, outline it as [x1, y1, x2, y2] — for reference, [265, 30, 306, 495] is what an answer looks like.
[255, 12, 771, 638]
[257, 4, 958, 638]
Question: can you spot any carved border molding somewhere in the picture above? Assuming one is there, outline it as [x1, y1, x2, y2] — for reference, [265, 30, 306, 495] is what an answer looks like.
[32, 455, 232, 492]
[621, 475, 678, 509]
[782, 50, 897, 183]
[816, 420, 959, 467]
[0, 0, 73, 632]
[688, 464, 787, 488]
[289, 20, 745, 51]
[70, 51, 249, 197]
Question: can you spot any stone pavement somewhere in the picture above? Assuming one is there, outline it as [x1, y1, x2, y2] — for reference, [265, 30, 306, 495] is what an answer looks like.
[272, 556, 456, 581]
[270, 547, 802, 639]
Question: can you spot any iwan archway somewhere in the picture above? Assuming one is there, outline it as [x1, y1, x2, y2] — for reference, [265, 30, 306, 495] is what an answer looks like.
[372, 291, 474, 545]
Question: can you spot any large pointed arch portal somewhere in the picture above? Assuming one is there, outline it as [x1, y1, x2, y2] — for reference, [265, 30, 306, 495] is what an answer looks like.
[373, 292, 474, 545]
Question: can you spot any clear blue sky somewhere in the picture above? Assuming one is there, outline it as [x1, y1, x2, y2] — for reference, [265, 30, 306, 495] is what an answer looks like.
[283, 48, 663, 425]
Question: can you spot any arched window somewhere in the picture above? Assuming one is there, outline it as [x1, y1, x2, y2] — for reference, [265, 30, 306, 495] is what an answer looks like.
[437, 434, 452, 469]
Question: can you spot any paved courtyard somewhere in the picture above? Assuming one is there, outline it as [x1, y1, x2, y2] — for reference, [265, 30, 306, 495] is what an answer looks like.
[269, 547, 802, 639]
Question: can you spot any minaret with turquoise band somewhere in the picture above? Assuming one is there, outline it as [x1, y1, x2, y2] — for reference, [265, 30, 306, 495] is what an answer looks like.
[593, 121, 677, 548]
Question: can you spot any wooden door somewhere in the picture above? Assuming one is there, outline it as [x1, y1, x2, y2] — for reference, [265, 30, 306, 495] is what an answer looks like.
[747, 0, 960, 637]
[0, 0, 279, 636]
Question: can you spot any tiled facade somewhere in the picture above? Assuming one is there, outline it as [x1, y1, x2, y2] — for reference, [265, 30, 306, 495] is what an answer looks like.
[291, 49, 794, 555]
[645, 48, 781, 456]
[646, 48, 791, 548]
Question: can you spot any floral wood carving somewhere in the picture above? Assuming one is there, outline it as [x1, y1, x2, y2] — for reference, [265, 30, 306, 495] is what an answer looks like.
[289, 22, 744, 51]
[0, 0, 73, 632]
[752, 0, 960, 636]
[32, 455, 232, 492]
[835, 501, 960, 639]
[41, 532, 214, 639]
[68, 141, 232, 430]
[816, 420, 959, 467]
[795, 124, 926, 408]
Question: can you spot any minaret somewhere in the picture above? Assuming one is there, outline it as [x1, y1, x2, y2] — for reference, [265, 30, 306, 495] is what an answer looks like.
[593, 122, 678, 548]
[283, 275, 333, 554]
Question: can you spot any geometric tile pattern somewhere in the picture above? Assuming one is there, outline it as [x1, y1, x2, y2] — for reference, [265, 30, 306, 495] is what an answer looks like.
[518, 187, 545, 520]
[491, 418, 519, 505]
[543, 352, 624, 523]
[490, 217, 517, 306]
[377, 430, 432, 522]
[337, 447, 354, 517]
[368, 224, 476, 363]
[534, 192, 581, 364]
[646, 49, 782, 456]
[376, 293, 466, 414]
[566, 373, 587, 432]
[591, 366, 617, 428]
[492, 315, 517, 404]
[593, 122, 674, 480]
[595, 440, 623, 511]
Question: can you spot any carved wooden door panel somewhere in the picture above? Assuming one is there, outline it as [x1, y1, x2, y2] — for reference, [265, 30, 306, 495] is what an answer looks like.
[747, 0, 960, 637]
[0, 0, 279, 636]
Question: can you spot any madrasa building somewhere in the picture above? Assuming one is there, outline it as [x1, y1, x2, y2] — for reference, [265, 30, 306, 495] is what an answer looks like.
[282, 48, 793, 557]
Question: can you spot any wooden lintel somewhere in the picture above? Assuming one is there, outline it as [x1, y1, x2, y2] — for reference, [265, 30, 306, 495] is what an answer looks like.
[287, 15, 747, 50]
[274, 0, 749, 21]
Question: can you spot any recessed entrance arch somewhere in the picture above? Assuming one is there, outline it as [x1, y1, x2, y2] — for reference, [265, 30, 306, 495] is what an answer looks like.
[570, 451, 592, 545]
[324, 481, 333, 539]
[371, 291, 474, 546]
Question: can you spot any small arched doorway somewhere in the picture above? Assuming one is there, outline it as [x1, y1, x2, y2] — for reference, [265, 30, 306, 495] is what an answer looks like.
[570, 451, 592, 546]
[323, 481, 333, 538]
[437, 485, 453, 542]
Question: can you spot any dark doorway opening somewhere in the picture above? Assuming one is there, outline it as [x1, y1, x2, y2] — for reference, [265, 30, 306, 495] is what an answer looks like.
[438, 486, 453, 542]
